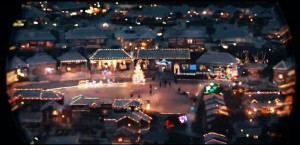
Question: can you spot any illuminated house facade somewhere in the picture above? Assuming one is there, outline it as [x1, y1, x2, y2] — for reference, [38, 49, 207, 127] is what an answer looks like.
[12, 29, 56, 51]
[177, 52, 240, 80]
[114, 26, 157, 52]
[136, 49, 190, 72]
[7, 56, 29, 80]
[57, 49, 87, 73]
[26, 52, 57, 76]
[65, 27, 108, 49]
[272, 58, 295, 86]
[89, 49, 132, 72]
[163, 28, 209, 51]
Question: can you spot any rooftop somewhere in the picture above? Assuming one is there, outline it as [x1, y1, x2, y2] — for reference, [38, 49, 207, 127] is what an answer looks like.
[12, 29, 56, 43]
[65, 27, 107, 40]
[57, 49, 87, 62]
[164, 27, 208, 38]
[196, 52, 240, 65]
[137, 49, 190, 59]
[114, 26, 156, 40]
[26, 52, 56, 65]
[89, 49, 132, 60]
[8, 56, 27, 69]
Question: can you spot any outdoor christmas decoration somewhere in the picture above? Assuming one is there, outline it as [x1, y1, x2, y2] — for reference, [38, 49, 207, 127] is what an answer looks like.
[132, 63, 145, 84]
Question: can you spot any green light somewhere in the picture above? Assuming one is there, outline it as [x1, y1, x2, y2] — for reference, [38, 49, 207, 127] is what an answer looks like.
[204, 84, 219, 94]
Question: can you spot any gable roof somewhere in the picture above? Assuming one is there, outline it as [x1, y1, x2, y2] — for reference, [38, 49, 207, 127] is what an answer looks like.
[13, 29, 56, 43]
[137, 49, 190, 59]
[113, 99, 142, 109]
[203, 132, 228, 142]
[69, 95, 102, 106]
[19, 5, 47, 19]
[65, 27, 107, 40]
[13, 89, 42, 99]
[196, 52, 240, 65]
[89, 49, 131, 60]
[272, 59, 294, 70]
[57, 49, 87, 62]
[9, 56, 27, 69]
[26, 52, 56, 65]
[114, 26, 156, 40]
[40, 100, 64, 112]
[114, 126, 137, 137]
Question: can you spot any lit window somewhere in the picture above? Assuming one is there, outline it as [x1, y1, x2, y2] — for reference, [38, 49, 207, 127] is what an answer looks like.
[187, 39, 193, 44]
[118, 137, 123, 142]
[52, 110, 59, 116]
[46, 41, 53, 48]
[67, 67, 71, 72]
[278, 74, 283, 79]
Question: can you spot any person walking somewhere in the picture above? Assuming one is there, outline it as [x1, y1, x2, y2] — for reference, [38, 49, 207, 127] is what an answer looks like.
[178, 87, 181, 93]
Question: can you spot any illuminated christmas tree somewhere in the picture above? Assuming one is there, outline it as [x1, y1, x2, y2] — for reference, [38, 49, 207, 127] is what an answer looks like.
[132, 63, 145, 84]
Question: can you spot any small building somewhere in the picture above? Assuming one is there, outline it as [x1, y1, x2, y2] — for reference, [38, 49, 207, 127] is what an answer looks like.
[203, 132, 228, 144]
[212, 24, 255, 47]
[112, 99, 143, 111]
[136, 49, 190, 72]
[57, 49, 88, 73]
[7, 56, 29, 79]
[163, 28, 209, 51]
[65, 27, 108, 49]
[114, 26, 157, 51]
[272, 58, 295, 86]
[112, 126, 139, 144]
[89, 49, 132, 72]
[26, 52, 57, 76]
[104, 110, 152, 133]
[69, 95, 104, 110]
[12, 29, 56, 51]
[40, 100, 64, 123]
[176, 52, 240, 80]
[242, 63, 267, 78]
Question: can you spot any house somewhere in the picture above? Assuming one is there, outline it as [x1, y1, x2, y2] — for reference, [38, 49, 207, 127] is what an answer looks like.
[7, 56, 29, 79]
[203, 132, 228, 144]
[18, 5, 48, 24]
[212, 24, 255, 47]
[112, 99, 143, 111]
[69, 95, 104, 110]
[104, 110, 152, 133]
[272, 58, 295, 86]
[114, 26, 157, 52]
[112, 126, 139, 144]
[163, 27, 209, 51]
[40, 100, 65, 123]
[65, 27, 108, 49]
[136, 49, 190, 72]
[242, 63, 267, 78]
[57, 48, 88, 73]
[195, 52, 240, 79]
[26, 52, 57, 76]
[12, 29, 56, 51]
[89, 49, 132, 72]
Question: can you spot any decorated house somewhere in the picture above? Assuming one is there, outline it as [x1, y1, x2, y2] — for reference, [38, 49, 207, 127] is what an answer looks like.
[114, 26, 157, 52]
[112, 99, 143, 112]
[26, 52, 57, 76]
[112, 126, 140, 144]
[89, 49, 132, 72]
[177, 52, 240, 80]
[136, 49, 190, 73]
[65, 27, 108, 49]
[40, 100, 65, 123]
[13, 88, 64, 111]
[12, 29, 56, 51]
[57, 48, 88, 73]
[242, 63, 267, 78]
[163, 28, 209, 51]
[272, 58, 295, 86]
[7, 56, 29, 80]
[203, 132, 228, 144]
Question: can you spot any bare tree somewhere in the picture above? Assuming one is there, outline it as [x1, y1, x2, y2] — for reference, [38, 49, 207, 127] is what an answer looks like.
[235, 50, 250, 65]
[252, 52, 267, 64]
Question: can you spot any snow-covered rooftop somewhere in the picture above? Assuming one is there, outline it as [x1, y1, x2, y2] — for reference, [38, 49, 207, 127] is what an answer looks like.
[13, 89, 42, 99]
[26, 52, 56, 65]
[212, 24, 254, 43]
[164, 27, 208, 38]
[8, 56, 27, 69]
[19, 5, 46, 19]
[129, 5, 170, 17]
[50, 1, 88, 11]
[57, 49, 87, 62]
[107, 110, 152, 122]
[196, 52, 239, 65]
[13, 29, 56, 43]
[69, 95, 102, 106]
[113, 99, 142, 108]
[65, 27, 108, 40]
[89, 49, 131, 60]
[40, 100, 64, 112]
[114, 26, 156, 40]
[273, 58, 295, 70]
[137, 49, 190, 59]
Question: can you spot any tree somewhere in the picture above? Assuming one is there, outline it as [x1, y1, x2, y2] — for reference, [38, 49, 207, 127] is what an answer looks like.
[132, 63, 145, 84]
